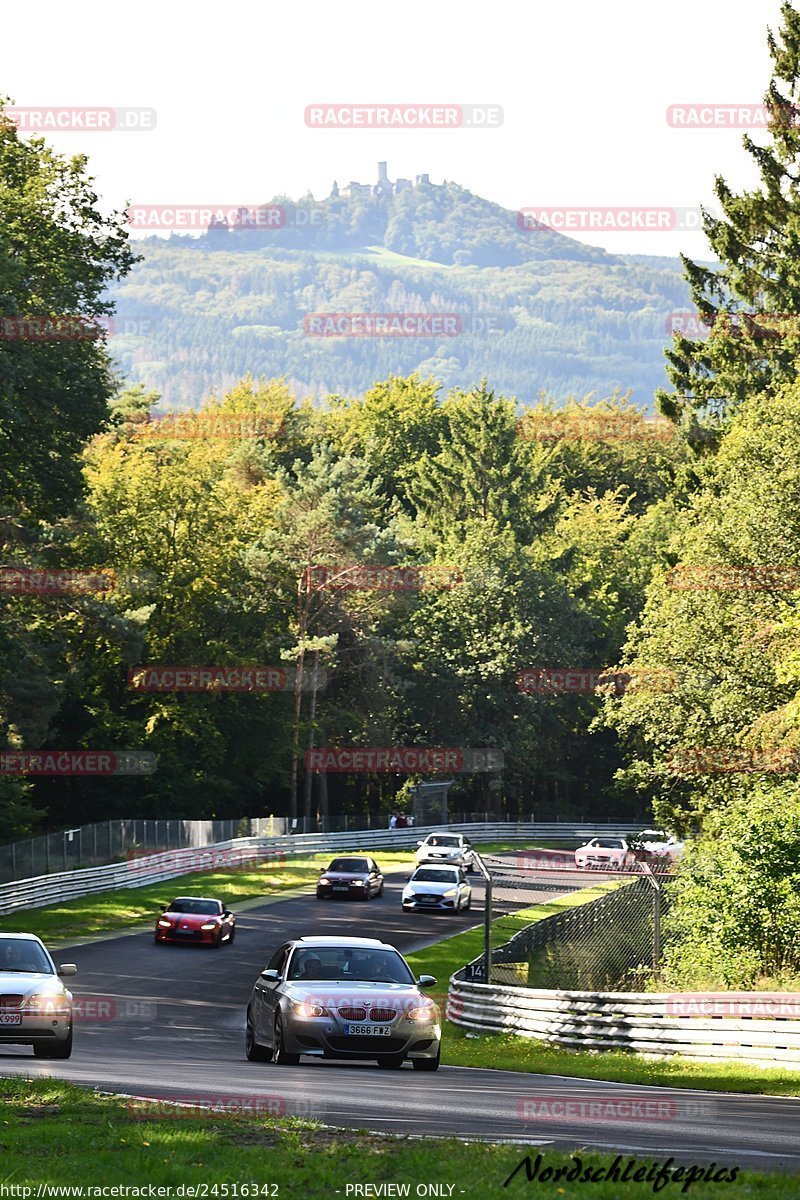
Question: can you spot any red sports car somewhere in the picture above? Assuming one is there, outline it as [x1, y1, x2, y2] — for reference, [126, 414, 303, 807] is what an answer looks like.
[154, 896, 236, 947]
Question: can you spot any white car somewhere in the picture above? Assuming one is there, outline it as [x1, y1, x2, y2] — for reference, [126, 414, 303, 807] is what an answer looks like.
[0, 933, 76, 1058]
[415, 833, 475, 872]
[635, 830, 684, 860]
[574, 837, 631, 869]
[402, 866, 472, 913]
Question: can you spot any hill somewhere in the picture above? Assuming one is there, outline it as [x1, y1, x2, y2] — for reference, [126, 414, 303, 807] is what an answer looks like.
[109, 170, 693, 407]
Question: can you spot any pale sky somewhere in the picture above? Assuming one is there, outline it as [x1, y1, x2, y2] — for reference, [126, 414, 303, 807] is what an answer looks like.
[0, 0, 787, 257]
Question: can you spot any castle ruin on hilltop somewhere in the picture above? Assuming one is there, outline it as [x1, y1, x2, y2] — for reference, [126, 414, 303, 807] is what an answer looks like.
[330, 162, 431, 199]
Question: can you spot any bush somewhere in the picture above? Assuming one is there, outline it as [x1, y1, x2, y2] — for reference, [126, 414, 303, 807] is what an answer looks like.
[662, 785, 800, 989]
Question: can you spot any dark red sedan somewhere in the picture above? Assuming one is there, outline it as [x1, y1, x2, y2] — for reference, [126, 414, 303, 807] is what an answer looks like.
[154, 896, 236, 947]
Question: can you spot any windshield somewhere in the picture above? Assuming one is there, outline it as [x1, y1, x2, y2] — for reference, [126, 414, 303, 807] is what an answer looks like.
[0, 938, 53, 974]
[288, 946, 413, 984]
[413, 868, 459, 883]
[327, 859, 369, 872]
[427, 837, 460, 847]
[596, 839, 624, 849]
[167, 899, 223, 915]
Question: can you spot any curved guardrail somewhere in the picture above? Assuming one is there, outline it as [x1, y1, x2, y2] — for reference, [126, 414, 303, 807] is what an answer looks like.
[446, 975, 800, 1066]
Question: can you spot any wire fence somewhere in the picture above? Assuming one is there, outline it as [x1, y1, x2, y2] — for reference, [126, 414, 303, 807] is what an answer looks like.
[475, 848, 675, 992]
[0, 818, 252, 883]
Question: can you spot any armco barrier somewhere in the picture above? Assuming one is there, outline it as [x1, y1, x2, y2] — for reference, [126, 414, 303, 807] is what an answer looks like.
[0, 822, 645, 917]
[446, 978, 800, 1067]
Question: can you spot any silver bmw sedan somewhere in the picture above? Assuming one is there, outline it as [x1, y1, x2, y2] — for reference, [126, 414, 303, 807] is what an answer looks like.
[245, 935, 441, 1070]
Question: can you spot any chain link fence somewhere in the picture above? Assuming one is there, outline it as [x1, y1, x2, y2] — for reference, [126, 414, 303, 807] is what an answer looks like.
[473, 848, 674, 992]
[0, 818, 252, 883]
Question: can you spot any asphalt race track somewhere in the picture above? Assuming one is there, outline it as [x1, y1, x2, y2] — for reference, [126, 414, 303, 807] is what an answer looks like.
[1, 860, 799, 1174]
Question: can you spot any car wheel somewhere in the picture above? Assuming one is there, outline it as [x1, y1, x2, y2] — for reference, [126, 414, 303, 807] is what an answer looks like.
[228, 926, 236, 944]
[362, 888, 371, 901]
[412, 1046, 440, 1072]
[212, 932, 223, 948]
[464, 895, 471, 911]
[272, 1013, 300, 1065]
[33, 1026, 73, 1059]
[377, 1054, 405, 1069]
[245, 1010, 270, 1062]
[378, 883, 384, 897]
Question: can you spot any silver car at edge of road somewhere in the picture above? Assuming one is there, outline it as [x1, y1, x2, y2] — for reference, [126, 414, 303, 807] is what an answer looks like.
[402, 865, 472, 913]
[245, 936, 441, 1071]
[0, 933, 77, 1058]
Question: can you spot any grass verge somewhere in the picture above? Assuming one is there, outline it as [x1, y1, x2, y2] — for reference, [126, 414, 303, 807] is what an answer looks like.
[0, 1077, 786, 1198]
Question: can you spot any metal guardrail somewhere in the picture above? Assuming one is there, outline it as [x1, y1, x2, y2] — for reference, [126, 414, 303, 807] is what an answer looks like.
[446, 977, 800, 1066]
[0, 822, 647, 918]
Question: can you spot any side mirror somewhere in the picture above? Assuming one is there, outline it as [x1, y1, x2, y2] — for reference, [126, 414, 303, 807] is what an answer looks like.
[160, 904, 168, 912]
[58, 965, 77, 977]
[223, 911, 232, 919]
[416, 840, 423, 847]
[260, 968, 280, 982]
[417, 974, 437, 987]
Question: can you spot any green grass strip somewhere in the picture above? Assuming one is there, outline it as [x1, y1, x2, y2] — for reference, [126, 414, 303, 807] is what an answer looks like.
[0, 1077, 783, 1197]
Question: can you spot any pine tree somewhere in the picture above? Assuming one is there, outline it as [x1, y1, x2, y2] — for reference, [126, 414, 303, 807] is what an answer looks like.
[658, 2, 800, 446]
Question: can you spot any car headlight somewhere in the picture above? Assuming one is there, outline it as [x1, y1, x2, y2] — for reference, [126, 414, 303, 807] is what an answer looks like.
[157, 918, 172, 928]
[290, 1001, 329, 1018]
[442, 888, 458, 898]
[200, 922, 219, 931]
[24, 993, 68, 1014]
[318, 877, 331, 885]
[406, 1000, 437, 1021]
[352, 879, 365, 886]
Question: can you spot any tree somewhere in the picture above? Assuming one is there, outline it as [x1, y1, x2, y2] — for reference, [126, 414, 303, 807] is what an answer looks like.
[603, 374, 800, 831]
[661, 787, 800, 988]
[657, 3, 800, 444]
[0, 99, 137, 516]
